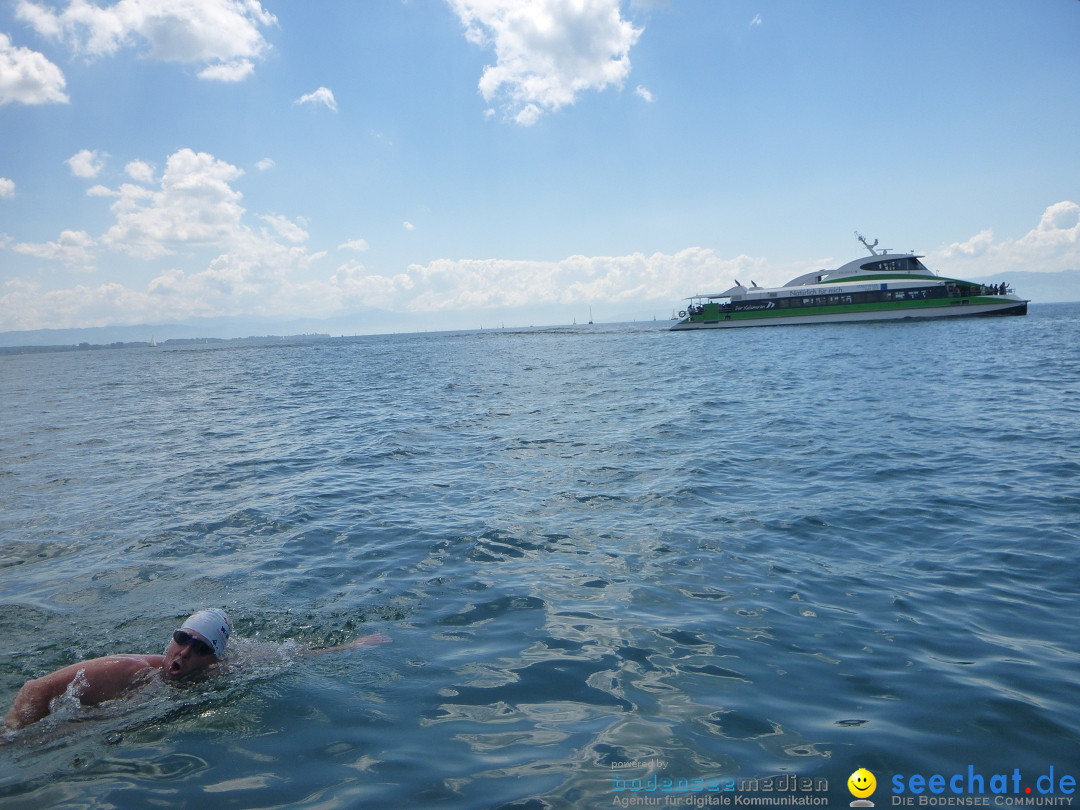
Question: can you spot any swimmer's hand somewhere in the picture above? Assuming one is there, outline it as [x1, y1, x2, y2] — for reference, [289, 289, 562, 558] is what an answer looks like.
[308, 633, 391, 655]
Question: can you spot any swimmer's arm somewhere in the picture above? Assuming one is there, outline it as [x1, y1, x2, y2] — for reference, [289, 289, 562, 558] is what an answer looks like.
[5, 667, 75, 728]
[307, 633, 391, 655]
[4, 655, 162, 729]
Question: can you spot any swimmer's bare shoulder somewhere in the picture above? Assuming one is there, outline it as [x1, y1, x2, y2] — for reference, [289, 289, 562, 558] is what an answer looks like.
[5, 654, 163, 729]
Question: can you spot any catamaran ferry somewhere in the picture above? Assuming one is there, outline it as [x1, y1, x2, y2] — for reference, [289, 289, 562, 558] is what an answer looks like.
[671, 234, 1028, 330]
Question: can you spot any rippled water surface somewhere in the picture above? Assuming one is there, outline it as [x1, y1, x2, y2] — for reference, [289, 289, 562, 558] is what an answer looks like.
[3, 306, 1079, 808]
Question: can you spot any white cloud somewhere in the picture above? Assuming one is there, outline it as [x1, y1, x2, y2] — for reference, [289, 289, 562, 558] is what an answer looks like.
[932, 201, 1080, 273]
[1002, 200, 1080, 270]
[256, 157, 275, 171]
[67, 149, 108, 178]
[0, 32, 68, 105]
[0, 177, 14, 198]
[939, 228, 994, 259]
[402, 248, 764, 312]
[198, 58, 254, 82]
[10, 190, 1077, 332]
[635, 84, 653, 102]
[101, 148, 246, 258]
[403, 221, 415, 231]
[339, 238, 370, 252]
[295, 86, 337, 112]
[13, 229, 96, 270]
[144, 234, 326, 315]
[260, 213, 308, 244]
[750, 13, 762, 27]
[15, 0, 276, 80]
[331, 261, 414, 309]
[1, 145, 336, 329]
[0, 278, 148, 331]
[1016, 200, 1080, 256]
[449, 0, 643, 125]
[125, 159, 155, 183]
[0, 236, 759, 330]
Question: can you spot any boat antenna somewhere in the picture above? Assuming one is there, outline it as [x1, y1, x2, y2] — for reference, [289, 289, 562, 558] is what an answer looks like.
[855, 231, 879, 256]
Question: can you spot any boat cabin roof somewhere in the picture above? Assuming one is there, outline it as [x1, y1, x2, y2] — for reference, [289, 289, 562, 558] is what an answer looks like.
[788, 253, 930, 285]
[687, 252, 934, 300]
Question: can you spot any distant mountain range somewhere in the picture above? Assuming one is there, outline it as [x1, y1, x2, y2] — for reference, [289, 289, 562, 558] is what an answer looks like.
[2, 269, 1076, 348]
[970, 268, 1080, 305]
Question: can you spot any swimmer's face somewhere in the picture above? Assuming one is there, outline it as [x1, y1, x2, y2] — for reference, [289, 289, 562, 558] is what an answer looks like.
[848, 768, 876, 798]
[163, 631, 217, 680]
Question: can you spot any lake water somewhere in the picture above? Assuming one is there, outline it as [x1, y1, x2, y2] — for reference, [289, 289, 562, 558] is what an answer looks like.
[2, 306, 1079, 809]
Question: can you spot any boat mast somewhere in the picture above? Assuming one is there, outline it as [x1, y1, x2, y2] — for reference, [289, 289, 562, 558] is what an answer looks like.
[855, 231, 879, 256]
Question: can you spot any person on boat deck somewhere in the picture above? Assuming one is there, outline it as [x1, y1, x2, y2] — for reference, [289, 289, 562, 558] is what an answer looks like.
[4, 608, 389, 730]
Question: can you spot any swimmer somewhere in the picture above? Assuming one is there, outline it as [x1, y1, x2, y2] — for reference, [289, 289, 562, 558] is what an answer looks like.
[4, 609, 389, 730]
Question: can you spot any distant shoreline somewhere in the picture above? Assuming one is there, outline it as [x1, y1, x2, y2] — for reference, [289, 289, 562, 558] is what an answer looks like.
[0, 333, 333, 356]
[2, 299, 1077, 354]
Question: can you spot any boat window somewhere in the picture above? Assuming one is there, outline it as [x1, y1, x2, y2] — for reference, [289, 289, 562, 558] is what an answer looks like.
[862, 257, 921, 274]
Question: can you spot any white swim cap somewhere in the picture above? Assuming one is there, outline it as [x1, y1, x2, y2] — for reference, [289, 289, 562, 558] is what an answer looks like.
[181, 609, 232, 658]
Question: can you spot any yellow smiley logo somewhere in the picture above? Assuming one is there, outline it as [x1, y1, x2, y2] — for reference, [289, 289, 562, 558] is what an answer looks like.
[848, 768, 877, 798]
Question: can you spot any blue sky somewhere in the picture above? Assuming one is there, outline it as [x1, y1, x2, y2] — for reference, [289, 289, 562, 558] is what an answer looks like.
[2, 0, 1079, 334]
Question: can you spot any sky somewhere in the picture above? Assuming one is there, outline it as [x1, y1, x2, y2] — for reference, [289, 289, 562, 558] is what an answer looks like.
[2, 0, 1079, 335]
